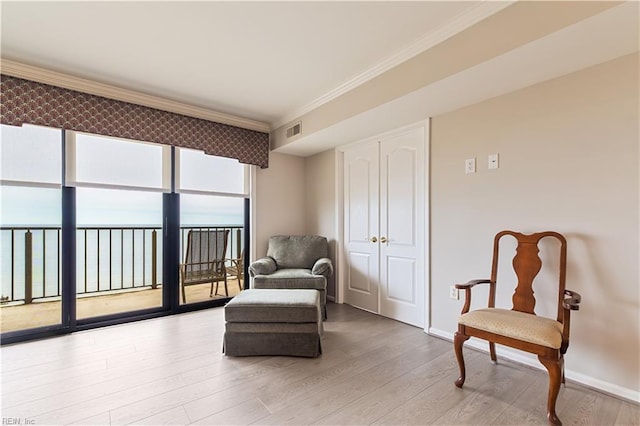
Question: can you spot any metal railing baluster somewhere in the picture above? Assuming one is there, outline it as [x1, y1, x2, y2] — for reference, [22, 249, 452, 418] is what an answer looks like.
[57, 228, 61, 298]
[43, 230, 47, 298]
[24, 230, 32, 304]
[0, 225, 243, 304]
[236, 228, 241, 259]
[11, 229, 15, 302]
[143, 229, 146, 287]
[97, 229, 101, 291]
[131, 229, 135, 288]
[121, 229, 124, 289]
[84, 229, 88, 294]
[151, 230, 157, 289]
[109, 229, 112, 291]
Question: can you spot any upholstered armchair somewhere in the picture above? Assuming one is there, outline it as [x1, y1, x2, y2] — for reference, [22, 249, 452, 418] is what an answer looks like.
[249, 235, 333, 319]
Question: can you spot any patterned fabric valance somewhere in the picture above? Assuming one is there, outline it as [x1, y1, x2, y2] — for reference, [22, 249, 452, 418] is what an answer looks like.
[0, 74, 269, 168]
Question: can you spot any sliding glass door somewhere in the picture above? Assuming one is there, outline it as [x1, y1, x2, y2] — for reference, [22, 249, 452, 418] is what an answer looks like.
[1, 127, 250, 342]
[177, 148, 248, 306]
[75, 188, 164, 319]
[0, 125, 63, 334]
[70, 133, 167, 321]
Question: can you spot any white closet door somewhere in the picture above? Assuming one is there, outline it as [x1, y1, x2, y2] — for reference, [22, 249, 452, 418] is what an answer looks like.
[343, 142, 380, 313]
[379, 127, 425, 327]
[342, 124, 426, 327]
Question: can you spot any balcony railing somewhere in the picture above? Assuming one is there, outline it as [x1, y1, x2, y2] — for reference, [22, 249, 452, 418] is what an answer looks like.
[0, 225, 244, 304]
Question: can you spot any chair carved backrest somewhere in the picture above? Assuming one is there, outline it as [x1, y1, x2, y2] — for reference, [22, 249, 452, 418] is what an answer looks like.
[183, 229, 229, 282]
[490, 231, 567, 324]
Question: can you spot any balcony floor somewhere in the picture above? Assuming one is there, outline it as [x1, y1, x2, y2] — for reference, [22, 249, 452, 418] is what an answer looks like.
[0, 278, 242, 333]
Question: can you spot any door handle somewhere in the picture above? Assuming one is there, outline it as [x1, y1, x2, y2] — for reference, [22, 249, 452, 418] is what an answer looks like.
[370, 236, 377, 243]
[380, 236, 387, 243]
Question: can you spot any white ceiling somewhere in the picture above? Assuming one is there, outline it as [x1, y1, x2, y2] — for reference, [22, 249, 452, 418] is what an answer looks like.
[1, 2, 638, 157]
[277, 1, 640, 156]
[1, 1, 485, 124]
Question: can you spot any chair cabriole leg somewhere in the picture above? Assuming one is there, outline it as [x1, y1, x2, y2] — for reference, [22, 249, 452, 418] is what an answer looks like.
[489, 341, 497, 363]
[454, 331, 470, 388]
[538, 354, 563, 426]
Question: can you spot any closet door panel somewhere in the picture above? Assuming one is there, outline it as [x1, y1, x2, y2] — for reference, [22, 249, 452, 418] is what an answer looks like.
[343, 143, 379, 313]
[379, 127, 425, 327]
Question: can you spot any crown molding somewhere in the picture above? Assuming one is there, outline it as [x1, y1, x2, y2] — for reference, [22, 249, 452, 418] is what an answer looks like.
[0, 59, 271, 133]
[273, 1, 515, 130]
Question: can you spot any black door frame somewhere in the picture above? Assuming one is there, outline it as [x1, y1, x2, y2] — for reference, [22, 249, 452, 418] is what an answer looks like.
[1, 140, 247, 345]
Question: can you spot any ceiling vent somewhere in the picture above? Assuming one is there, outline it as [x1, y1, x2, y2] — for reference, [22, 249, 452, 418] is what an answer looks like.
[286, 122, 302, 138]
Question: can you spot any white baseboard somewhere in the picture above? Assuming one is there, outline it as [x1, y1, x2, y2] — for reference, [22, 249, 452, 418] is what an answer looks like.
[428, 327, 640, 404]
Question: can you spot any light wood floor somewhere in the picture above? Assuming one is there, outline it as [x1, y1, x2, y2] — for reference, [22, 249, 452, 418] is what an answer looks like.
[1, 303, 637, 425]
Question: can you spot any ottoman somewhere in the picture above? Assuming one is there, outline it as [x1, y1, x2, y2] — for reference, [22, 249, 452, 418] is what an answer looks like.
[223, 289, 323, 357]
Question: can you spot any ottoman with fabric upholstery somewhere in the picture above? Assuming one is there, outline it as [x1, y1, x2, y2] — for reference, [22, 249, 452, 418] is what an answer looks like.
[223, 289, 322, 357]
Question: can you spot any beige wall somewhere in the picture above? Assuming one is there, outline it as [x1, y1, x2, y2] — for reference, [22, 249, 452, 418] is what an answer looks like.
[262, 53, 639, 397]
[254, 149, 338, 298]
[304, 149, 337, 299]
[254, 152, 306, 258]
[430, 53, 639, 395]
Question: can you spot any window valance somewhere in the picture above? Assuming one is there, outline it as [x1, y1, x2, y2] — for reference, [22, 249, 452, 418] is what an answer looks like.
[0, 74, 269, 168]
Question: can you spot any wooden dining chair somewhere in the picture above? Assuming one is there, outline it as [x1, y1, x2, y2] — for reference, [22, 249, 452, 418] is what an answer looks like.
[453, 230, 581, 425]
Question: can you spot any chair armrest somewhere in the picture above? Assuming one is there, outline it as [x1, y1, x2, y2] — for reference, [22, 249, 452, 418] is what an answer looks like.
[455, 279, 493, 315]
[248, 257, 277, 277]
[455, 279, 492, 290]
[560, 289, 581, 353]
[563, 289, 581, 311]
[226, 257, 242, 273]
[312, 257, 333, 277]
[227, 256, 242, 266]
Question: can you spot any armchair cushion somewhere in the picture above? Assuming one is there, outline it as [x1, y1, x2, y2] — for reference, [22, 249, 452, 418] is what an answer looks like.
[459, 308, 563, 349]
[248, 257, 277, 277]
[267, 235, 328, 269]
[253, 269, 326, 291]
[312, 258, 333, 277]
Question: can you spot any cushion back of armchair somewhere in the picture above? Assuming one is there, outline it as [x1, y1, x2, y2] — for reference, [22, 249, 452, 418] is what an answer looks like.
[267, 235, 328, 269]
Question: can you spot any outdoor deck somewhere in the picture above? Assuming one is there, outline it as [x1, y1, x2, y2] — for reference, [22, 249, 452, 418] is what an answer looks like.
[1, 224, 245, 334]
[0, 278, 242, 333]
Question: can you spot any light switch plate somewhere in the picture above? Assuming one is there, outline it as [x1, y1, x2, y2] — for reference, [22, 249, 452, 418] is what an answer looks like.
[449, 285, 459, 300]
[488, 153, 499, 169]
[465, 158, 476, 174]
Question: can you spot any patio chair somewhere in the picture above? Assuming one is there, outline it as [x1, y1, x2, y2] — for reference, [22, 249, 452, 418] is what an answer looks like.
[226, 249, 245, 291]
[180, 229, 230, 303]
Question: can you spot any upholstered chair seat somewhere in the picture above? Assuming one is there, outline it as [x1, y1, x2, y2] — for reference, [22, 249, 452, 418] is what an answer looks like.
[459, 308, 563, 349]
